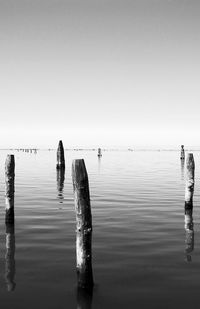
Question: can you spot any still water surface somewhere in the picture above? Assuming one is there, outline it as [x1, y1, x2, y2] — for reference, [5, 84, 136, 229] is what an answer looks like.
[0, 149, 200, 308]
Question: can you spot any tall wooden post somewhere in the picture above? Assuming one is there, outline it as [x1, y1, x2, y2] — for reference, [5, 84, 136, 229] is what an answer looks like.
[185, 153, 194, 207]
[5, 224, 16, 291]
[72, 159, 94, 289]
[180, 145, 185, 160]
[56, 140, 65, 169]
[5, 155, 15, 223]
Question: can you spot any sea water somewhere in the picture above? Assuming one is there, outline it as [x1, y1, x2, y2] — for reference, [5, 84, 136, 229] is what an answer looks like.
[0, 149, 200, 308]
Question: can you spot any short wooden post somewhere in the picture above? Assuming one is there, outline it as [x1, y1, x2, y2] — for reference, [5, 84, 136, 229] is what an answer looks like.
[185, 153, 194, 207]
[5, 155, 15, 223]
[5, 224, 16, 291]
[56, 140, 65, 169]
[72, 159, 94, 289]
[97, 148, 102, 157]
[180, 145, 185, 160]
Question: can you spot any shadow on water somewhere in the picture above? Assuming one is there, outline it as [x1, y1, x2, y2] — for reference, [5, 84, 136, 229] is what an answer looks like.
[184, 203, 194, 262]
[76, 287, 93, 309]
[5, 223, 16, 291]
[57, 168, 65, 203]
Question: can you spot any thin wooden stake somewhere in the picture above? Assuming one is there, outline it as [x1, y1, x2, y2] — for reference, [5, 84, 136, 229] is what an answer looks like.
[185, 153, 195, 207]
[5, 155, 15, 223]
[180, 145, 185, 160]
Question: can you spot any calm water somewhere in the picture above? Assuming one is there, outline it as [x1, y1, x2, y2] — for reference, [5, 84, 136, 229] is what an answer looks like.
[0, 149, 200, 308]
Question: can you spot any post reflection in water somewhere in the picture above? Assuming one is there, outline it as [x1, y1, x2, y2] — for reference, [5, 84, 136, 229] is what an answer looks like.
[184, 204, 194, 262]
[77, 287, 93, 309]
[5, 223, 16, 291]
[56, 168, 65, 203]
[98, 156, 101, 174]
[181, 158, 185, 180]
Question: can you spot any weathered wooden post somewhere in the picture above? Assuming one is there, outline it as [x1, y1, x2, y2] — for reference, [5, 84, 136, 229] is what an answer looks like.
[5, 155, 15, 223]
[185, 153, 195, 207]
[5, 224, 16, 291]
[180, 145, 185, 160]
[72, 159, 94, 289]
[56, 140, 65, 169]
[184, 206, 194, 262]
[97, 148, 102, 157]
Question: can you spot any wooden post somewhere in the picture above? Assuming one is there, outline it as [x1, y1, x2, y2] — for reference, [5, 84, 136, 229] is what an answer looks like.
[97, 148, 102, 157]
[185, 153, 194, 207]
[5, 155, 15, 223]
[184, 206, 194, 262]
[180, 145, 185, 160]
[56, 140, 65, 169]
[5, 224, 16, 291]
[72, 159, 94, 289]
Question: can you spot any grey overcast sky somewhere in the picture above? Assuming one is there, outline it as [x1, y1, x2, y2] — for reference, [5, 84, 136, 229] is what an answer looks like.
[0, 0, 199, 148]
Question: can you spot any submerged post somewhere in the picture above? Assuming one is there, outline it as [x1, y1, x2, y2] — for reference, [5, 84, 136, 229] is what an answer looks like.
[185, 153, 195, 207]
[180, 145, 185, 160]
[56, 140, 65, 169]
[72, 159, 94, 289]
[5, 155, 15, 223]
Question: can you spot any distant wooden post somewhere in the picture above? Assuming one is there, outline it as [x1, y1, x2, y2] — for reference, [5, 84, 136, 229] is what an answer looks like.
[180, 145, 185, 160]
[56, 140, 65, 169]
[5, 155, 15, 223]
[72, 159, 94, 289]
[5, 224, 16, 291]
[185, 153, 195, 207]
[97, 148, 102, 157]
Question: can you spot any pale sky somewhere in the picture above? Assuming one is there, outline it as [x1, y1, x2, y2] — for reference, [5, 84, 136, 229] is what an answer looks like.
[0, 0, 199, 148]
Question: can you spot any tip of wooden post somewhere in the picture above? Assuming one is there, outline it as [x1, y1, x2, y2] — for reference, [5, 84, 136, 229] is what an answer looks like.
[5, 155, 15, 176]
[58, 140, 63, 147]
[72, 159, 88, 181]
[6, 155, 15, 165]
[186, 153, 195, 166]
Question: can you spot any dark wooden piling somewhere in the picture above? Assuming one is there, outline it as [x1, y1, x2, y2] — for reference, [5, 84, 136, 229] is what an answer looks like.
[5, 155, 15, 223]
[56, 140, 65, 169]
[5, 223, 16, 291]
[180, 145, 185, 160]
[185, 153, 194, 207]
[72, 159, 94, 289]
